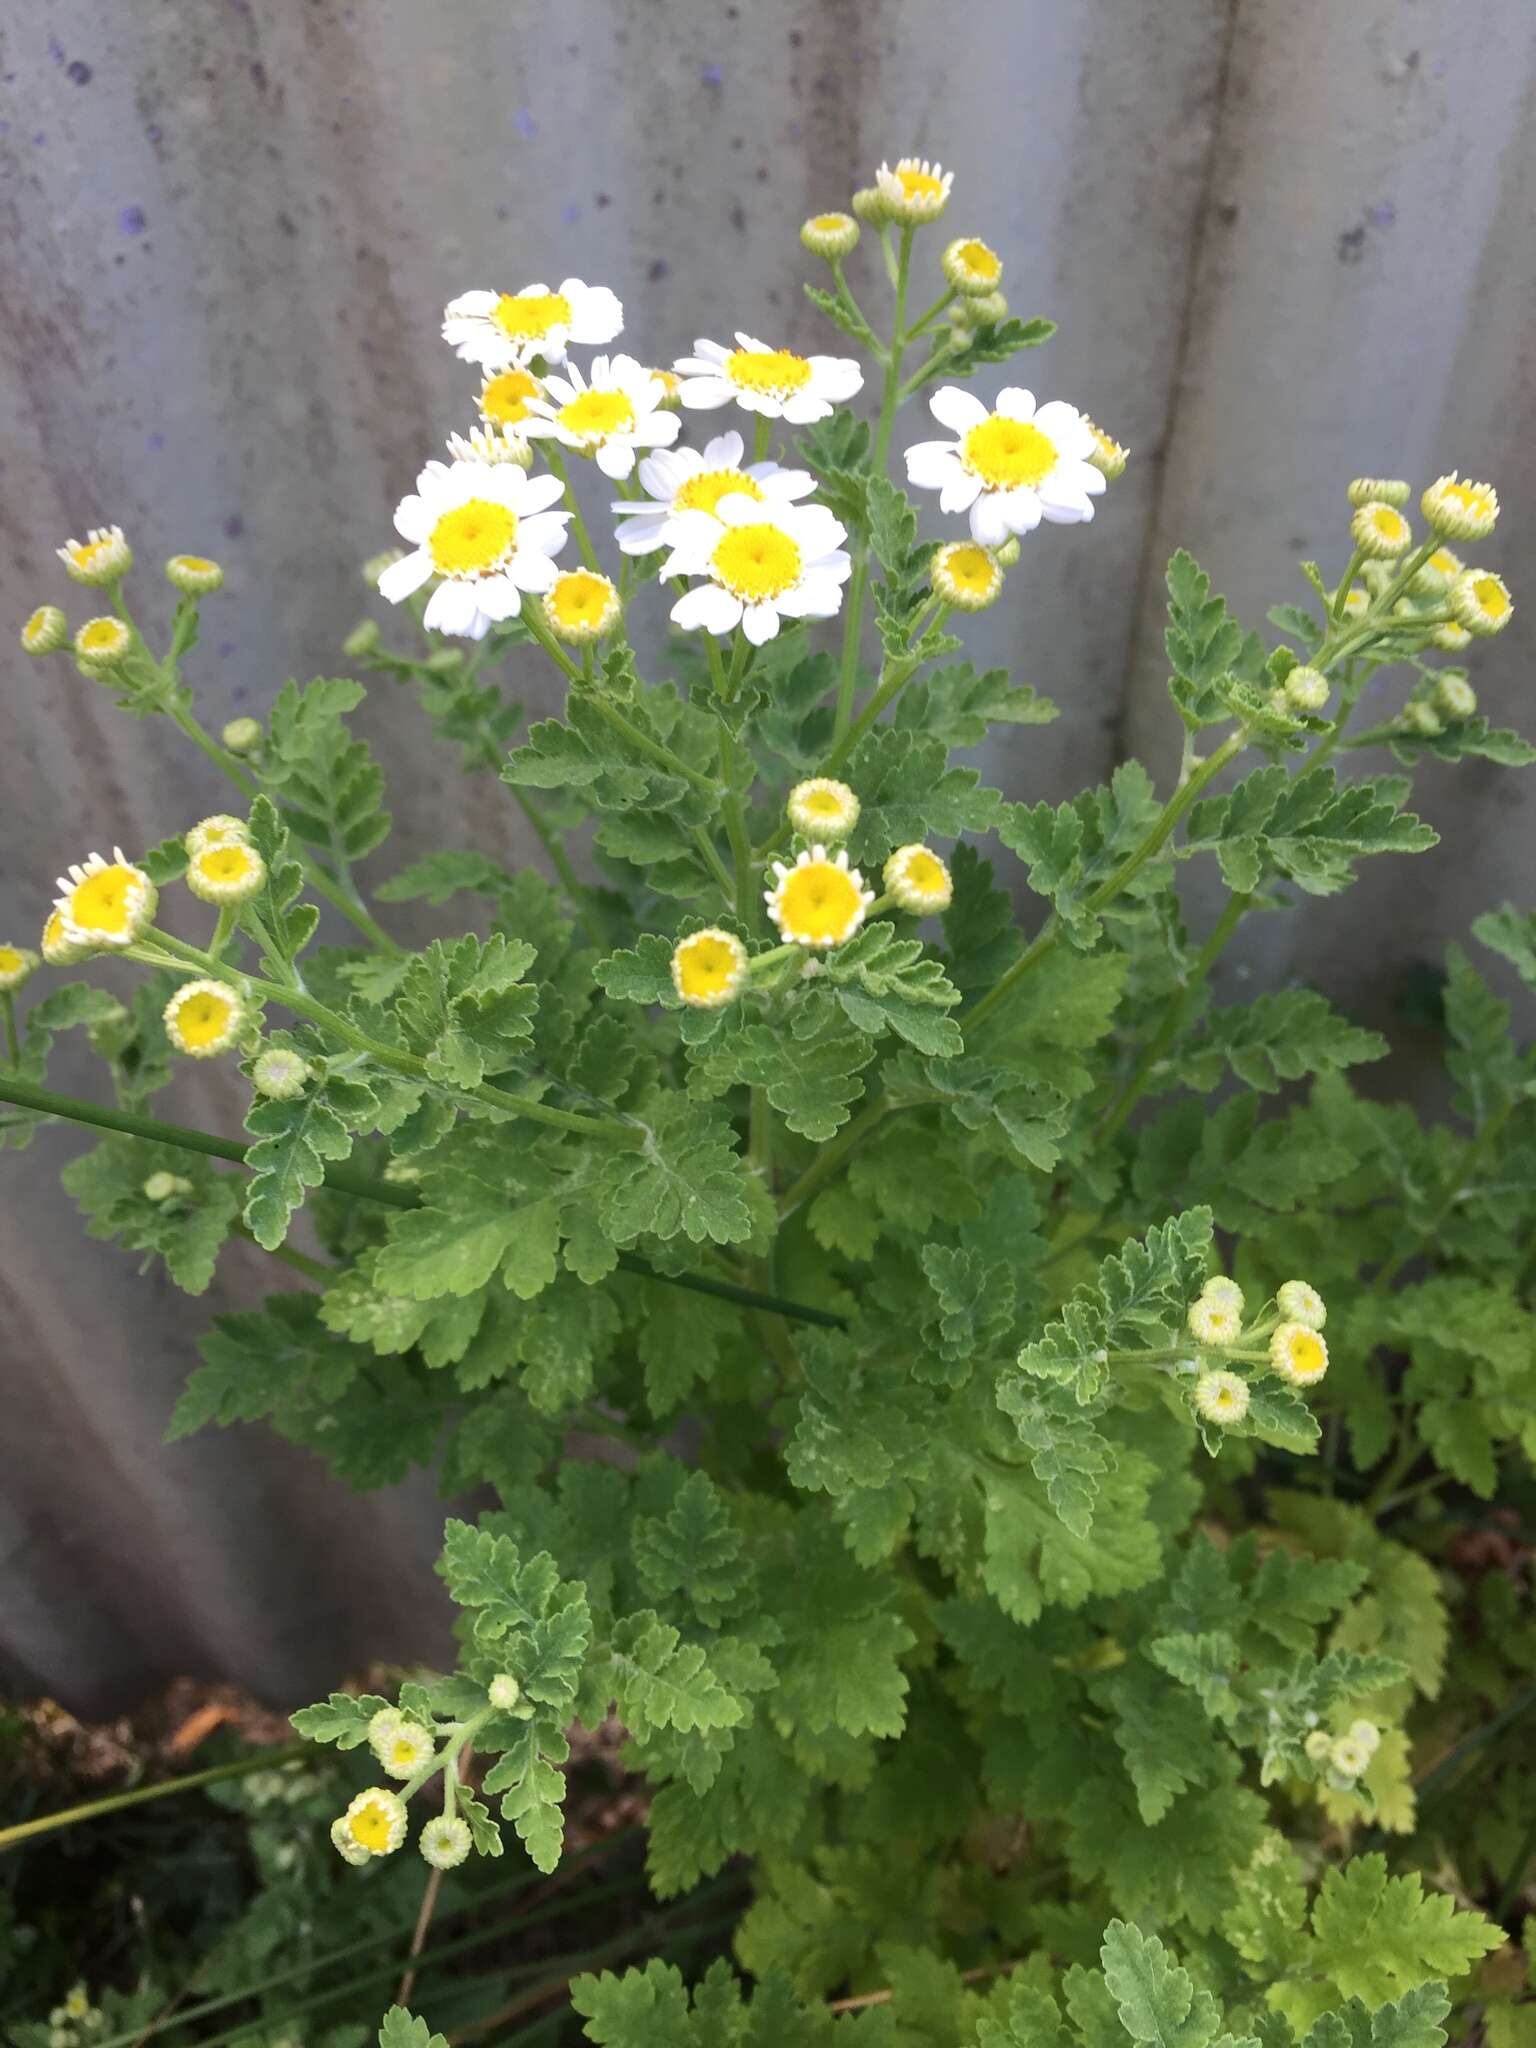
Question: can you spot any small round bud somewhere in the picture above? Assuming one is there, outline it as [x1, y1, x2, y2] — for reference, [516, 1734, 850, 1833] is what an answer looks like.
[1432, 671, 1477, 722]
[1275, 1280, 1326, 1330]
[361, 548, 405, 589]
[952, 288, 1008, 331]
[1304, 1729, 1334, 1762]
[787, 778, 860, 843]
[221, 715, 263, 756]
[1269, 1321, 1329, 1388]
[941, 236, 1003, 295]
[994, 535, 1022, 568]
[425, 647, 464, 673]
[1350, 500, 1412, 559]
[1347, 478, 1410, 508]
[1282, 666, 1330, 715]
[851, 186, 893, 226]
[22, 604, 69, 655]
[1083, 419, 1129, 481]
[383, 1159, 423, 1184]
[73, 616, 133, 673]
[186, 814, 249, 856]
[1422, 473, 1498, 542]
[1347, 1719, 1381, 1758]
[1430, 619, 1472, 653]
[543, 569, 621, 646]
[1193, 1370, 1250, 1426]
[1201, 1276, 1246, 1317]
[58, 526, 132, 586]
[1340, 586, 1370, 620]
[253, 1047, 313, 1100]
[86, 999, 132, 1057]
[1411, 545, 1463, 595]
[931, 540, 1003, 611]
[165, 554, 224, 595]
[163, 980, 246, 1060]
[1328, 1733, 1371, 1781]
[1448, 567, 1513, 637]
[342, 619, 381, 659]
[142, 1170, 194, 1203]
[800, 212, 861, 260]
[420, 1815, 473, 1869]
[186, 837, 266, 904]
[1188, 1295, 1241, 1346]
[488, 1673, 522, 1711]
[884, 844, 953, 915]
[1402, 699, 1444, 737]
[0, 944, 40, 992]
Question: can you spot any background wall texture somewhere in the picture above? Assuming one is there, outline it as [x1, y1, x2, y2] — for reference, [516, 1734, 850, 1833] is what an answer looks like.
[3, 0, 1533, 1713]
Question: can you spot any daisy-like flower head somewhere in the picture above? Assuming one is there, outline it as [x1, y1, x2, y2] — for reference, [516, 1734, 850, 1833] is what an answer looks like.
[672, 331, 863, 423]
[1328, 1734, 1370, 1781]
[337, 1786, 408, 1859]
[186, 837, 267, 905]
[165, 554, 224, 595]
[1347, 477, 1410, 509]
[378, 458, 571, 639]
[330, 1815, 372, 1866]
[420, 1815, 473, 1869]
[441, 279, 623, 369]
[488, 1673, 522, 1712]
[1448, 567, 1513, 636]
[1433, 671, 1477, 721]
[1276, 1279, 1326, 1330]
[1350, 500, 1412, 559]
[801, 212, 860, 260]
[164, 979, 245, 1059]
[186, 814, 249, 857]
[670, 927, 749, 1010]
[1303, 1728, 1334, 1763]
[22, 604, 69, 655]
[1201, 1276, 1246, 1318]
[875, 156, 954, 223]
[1270, 1320, 1329, 1388]
[41, 910, 90, 966]
[1422, 472, 1498, 542]
[666, 495, 852, 646]
[54, 849, 157, 952]
[445, 424, 533, 469]
[478, 365, 544, 429]
[253, 1047, 313, 1099]
[765, 845, 874, 950]
[907, 386, 1105, 546]
[884, 843, 953, 915]
[611, 429, 817, 557]
[1430, 619, 1472, 653]
[74, 617, 132, 672]
[942, 236, 1004, 295]
[1083, 418, 1130, 481]
[544, 568, 621, 645]
[1413, 544, 1464, 595]
[787, 777, 860, 842]
[371, 1713, 436, 1780]
[1187, 1295, 1241, 1346]
[523, 353, 679, 481]
[1402, 698, 1444, 736]
[0, 944, 40, 992]
[1193, 1369, 1250, 1426]
[58, 526, 132, 586]
[931, 540, 1004, 611]
[222, 716, 262, 756]
[1283, 665, 1330, 715]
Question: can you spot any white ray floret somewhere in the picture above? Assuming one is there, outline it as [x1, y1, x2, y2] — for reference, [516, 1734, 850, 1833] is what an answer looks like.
[610, 430, 816, 556]
[378, 458, 572, 640]
[905, 386, 1105, 545]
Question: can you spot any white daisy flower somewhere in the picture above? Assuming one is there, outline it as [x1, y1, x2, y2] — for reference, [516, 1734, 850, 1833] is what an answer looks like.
[445, 423, 532, 469]
[420, 1815, 473, 1869]
[441, 279, 623, 369]
[1193, 1370, 1250, 1425]
[1276, 1280, 1326, 1330]
[377, 459, 571, 640]
[523, 353, 679, 481]
[477, 365, 545, 429]
[670, 928, 749, 1009]
[1270, 1321, 1329, 1388]
[664, 496, 851, 646]
[610, 429, 816, 556]
[672, 332, 863, 423]
[58, 526, 132, 586]
[764, 845, 874, 950]
[884, 843, 953, 914]
[874, 157, 954, 223]
[163, 979, 245, 1059]
[905, 386, 1105, 545]
[786, 777, 859, 842]
[54, 849, 157, 951]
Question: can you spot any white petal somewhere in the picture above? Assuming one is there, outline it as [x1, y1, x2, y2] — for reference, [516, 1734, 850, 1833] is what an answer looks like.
[423, 580, 481, 634]
[742, 602, 782, 645]
[994, 388, 1038, 421]
[672, 583, 741, 635]
[444, 289, 498, 319]
[715, 492, 767, 527]
[1034, 400, 1091, 447]
[393, 494, 433, 543]
[639, 449, 688, 499]
[678, 378, 734, 410]
[780, 394, 831, 424]
[777, 574, 843, 619]
[630, 413, 680, 448]
[507, 547, 559, 592]
[969, 492, 1013, 545]
[905, 441, 963, 490]
[566, 283, 624, 343]
[759, 466, 816, 500]
[595, 440, 636, 479]
[516, 472, 568, 515]
[474, 575, 526, 620]
[614, 514, 668, 555]
[929, 386, 989, 434]
[518, 511, 571, 555]
[938, 469, 984, 515]
[809, 356, 864, 401]
[377, 549, 433, 603]
[1037, 476, 1095, 521]
[703, 430, 745, 467]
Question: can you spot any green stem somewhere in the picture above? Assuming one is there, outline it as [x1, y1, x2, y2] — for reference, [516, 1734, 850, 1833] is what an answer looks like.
[967, 727, 1250, 1034]
[777, 1094, 894, 1220]
[1097, 892, 1252, 1140]
[753, 412, 772, 462]
[825, 259, 877, 345]
[231, 1218, 332, 1280]
[0, 1744, 309, 1851]
[719, 731, 755, 927]
[903, 285, 956, 342]
[691, 825, 736, 902]
[2, 991, 17, 1068]
[1496, 1807, 1536, 1920]
[1370, 1096, 1517, 1299]
[544, 446, 600, 569]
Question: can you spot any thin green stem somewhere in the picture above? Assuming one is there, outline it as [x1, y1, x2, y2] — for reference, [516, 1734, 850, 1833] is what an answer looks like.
[777, 1094, 894, 1220]
[691, 825, 736, 901]
[824, 259, 878, 346]
[903, 285, 957, 342]
[2, 991, 17, 1068]
[545, 445, 600, 569]
[0, 1745, 309, 1852]
[231, 1218, 332, 1280]
[719, 731, 755, 926]
[1097, 892, 1252, 1141]
[753, 412, 772, 462]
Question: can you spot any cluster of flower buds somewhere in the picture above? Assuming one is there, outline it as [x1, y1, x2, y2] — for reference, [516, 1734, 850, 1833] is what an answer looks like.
[1304, 1717, 1381, 1792]
[1182, 1274, 1330, 1428]
[1333, 475, 1512, 680]
[46, 1984, 105, 2048]
[19, 529, 226, 680]
[329, 1677, 527, 1871]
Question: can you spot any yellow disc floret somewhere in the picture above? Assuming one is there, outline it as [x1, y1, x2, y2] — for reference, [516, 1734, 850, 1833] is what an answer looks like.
[186, 814, 250, 857]
[492, 290, 572, 344]
[0, 944, 40, 992]
[932, 541, 1003, 611]
[942, 237, 1003, 294]
[543, 569, 620, 645]
[875, 156, 954, 223]
[1448, 567, 1513, 636]
[74, 617, 132, 671]
[801, 213, 861, 260]
[724, 348, 814, 399]
[710, 521, 803, 602]
[765, 845, 874, 949]
[884, 843, 953, 914]
[41, 909, 89, 966]
[166, 554, 225, 594]
[54, 850, 157, 951]
[22, 604, 69, 655]
[337, 1786, 408, 1859]
[674, 467, 764, 518]
[1270, 1321, 1329, 1387]
[1350, 500, 1412, 559]
[479, 366, 543, 426]
[186, 838, 267, 905]
[429, 499, 519, 577]
[962, 414, 1059, 491]
[786, 778, 860, 842]
[670, 927, 749, 1010]
[164, 980, 245, 1059]
[1193, 1370, 1250, 1425]
[556, 389, 636, 443]
[58, 525, 132, 586]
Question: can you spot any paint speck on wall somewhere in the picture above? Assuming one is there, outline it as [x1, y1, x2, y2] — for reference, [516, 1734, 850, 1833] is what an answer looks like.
[561, 201, 581, 226]
[119, 205, 148, 235]
[701, 62, 723, 86]
[513, 106, 536, 139]
[67, 60, 92, 86]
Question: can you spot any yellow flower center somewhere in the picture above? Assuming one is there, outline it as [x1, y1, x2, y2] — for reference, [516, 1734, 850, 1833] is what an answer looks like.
[492, 290, 571, 342]
[1429, 548, 1462, 576]
[1210, 1386, 1240, 1412]
[548, 571, 613, 627]
[1285, 1330, 1326, 1378]
[196, 843, 257, 885]
[1472, 574, 1510, 617]
[172, 989, 235, 1049]
[711, 522, 803, 601]
[941, 543, 998, 592]
[898, 167, 944, 201]
[480, 367, 542, 425]
[69, 865, 140, 936]
[24, 607, 52, 642]
[1442, 481, 1491, 514]
[963, 416, 1059, 490]
[674, 467, 764, 518]
[79, 619, 126, 652]
[956, 238, 1000, 280]
[724, 348, 813, 397]
[803, 789, 845, 817]
[177, 555, 216, 574]
[1370, 506, 1407, 540]
[389, 1736, 421, 1767]
[557, 389, 636, 439]
[779, 862, 863, 943]
[348, 1799, 396, 1852]
[43, 912, 67, 952]
[676, 934, 741, 999]
[72, 538, 112, 567]
[0, 947, 23, 976]
[428, 499, 518, 577]
[901, 850, 947, 893]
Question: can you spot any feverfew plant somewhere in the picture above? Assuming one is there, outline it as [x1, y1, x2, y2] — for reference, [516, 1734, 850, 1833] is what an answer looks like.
[7, 153, 1533, 2048]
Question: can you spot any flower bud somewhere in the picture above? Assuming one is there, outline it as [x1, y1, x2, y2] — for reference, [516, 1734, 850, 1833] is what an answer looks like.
[1432, 671, 1477, 722]
[952, 289, 1008, 331]
[994, 535, 1022, 567]
[1447, 567, 1513, 637]
[165, 554, 224, 595]
[1282, 666, 1330, 715]
[1350, 501, 1412, 559]
[488, 1673, 523, 1711]
[425, 647, 464, 672]
[74, 617, 133, 673]
[932, 540, 1003, 611]
[800, 212, 860, 260]
[221, 715, 263, 756]
[22, 604, 69, 655]
[342, 619, 381, 659]
[851, 186, 892, 226]
[142, 1171, 194, 1203]
[1402, 699, 1444, 736]
[1422, 473, 1498, 542]
[941, 236, 1003, 295]
[252, 1047, 313, 1099]
[361, 548, 405, 589]
[1347, 478, 1410, 508]
[58, 527, 132, 586]
[1083, 419, 1129, 481]
[0, 944, 40, 992]
[420, 1815, 473, 1869]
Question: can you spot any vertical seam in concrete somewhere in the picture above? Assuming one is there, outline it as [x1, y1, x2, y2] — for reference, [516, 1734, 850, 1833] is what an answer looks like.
[1111, 0, 1242, 763]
